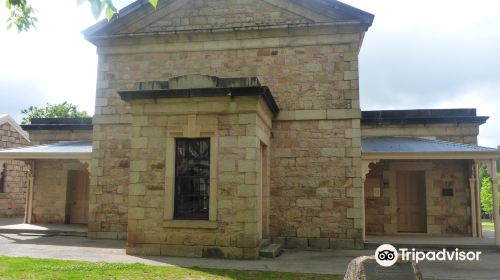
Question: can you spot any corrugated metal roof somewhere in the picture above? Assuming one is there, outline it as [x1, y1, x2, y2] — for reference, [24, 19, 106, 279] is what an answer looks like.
[362, 137, 499, 153]
[0, 141, 91, 159]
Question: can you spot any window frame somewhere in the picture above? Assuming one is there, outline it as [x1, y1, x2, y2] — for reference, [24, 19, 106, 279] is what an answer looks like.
[173, 138, 211, 220]
[164, 136, 218, 226]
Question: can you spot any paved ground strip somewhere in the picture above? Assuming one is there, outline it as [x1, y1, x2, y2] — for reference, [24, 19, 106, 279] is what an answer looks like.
[1, 233, 500, 279]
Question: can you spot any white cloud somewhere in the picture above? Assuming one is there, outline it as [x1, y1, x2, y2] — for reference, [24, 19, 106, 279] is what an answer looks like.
[343, 0, 500, 147]
[0, 0, 105, 121]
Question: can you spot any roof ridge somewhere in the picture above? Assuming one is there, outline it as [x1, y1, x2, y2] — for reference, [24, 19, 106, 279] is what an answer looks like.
[0, 114, 30, 143]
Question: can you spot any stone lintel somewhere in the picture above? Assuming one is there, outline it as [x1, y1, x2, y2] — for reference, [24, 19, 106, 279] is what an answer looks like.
[119, 86, 279, 117]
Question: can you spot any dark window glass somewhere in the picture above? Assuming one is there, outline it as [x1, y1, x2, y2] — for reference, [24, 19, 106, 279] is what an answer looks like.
[174, 138, 210, 220]
[0, 164, 6, 193]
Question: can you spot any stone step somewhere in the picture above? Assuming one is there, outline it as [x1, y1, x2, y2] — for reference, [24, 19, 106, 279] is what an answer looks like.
[259, 243, 282, 258]
[0, 228, 87, 237]
[261, 238, 270, 247]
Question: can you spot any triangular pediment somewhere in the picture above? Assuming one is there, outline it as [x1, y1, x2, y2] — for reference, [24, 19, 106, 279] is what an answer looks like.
[83, 0, 373, 38]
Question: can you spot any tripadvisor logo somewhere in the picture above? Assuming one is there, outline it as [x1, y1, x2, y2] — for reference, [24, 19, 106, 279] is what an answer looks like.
[375, 244, 398, 267]
[375, 244, 482, 266]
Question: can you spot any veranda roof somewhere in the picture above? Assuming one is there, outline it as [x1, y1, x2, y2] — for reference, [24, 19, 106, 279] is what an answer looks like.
[362, 137, 500, 160]
[0, 141, 92, 160]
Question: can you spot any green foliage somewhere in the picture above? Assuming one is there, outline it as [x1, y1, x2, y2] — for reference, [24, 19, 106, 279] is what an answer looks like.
[5, 0, 159, 32]
[20, 101, 89, 124]
[5, 0, 37, 32]
[482, 219, 495, 231]
[481, 177, 493, 214]
[480, 163, 488, 180]
[481, 174, 500, 215]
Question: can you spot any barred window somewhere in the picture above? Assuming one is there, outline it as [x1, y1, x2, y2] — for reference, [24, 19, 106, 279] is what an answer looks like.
[174, 138, 210, 220]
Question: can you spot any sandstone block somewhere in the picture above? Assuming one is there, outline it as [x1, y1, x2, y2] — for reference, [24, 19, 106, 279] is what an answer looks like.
[309, 238, 330, 249]
[237, 184, 257, 197]
[297, 227, 320, 238]
[297, 199, 321, 207]
[219, 159, 236, 172]
[161, 245, 203, 258]
[285, 237, 308, 249]
[236, 233, 259, 248]
[347, 208, 362, 219]
[238, 160, 256, 172]
[128, 207, 145, 220]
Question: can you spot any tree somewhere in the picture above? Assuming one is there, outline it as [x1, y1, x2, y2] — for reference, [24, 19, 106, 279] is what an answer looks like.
[5, 0, 158, 32]
[481, 174, 500, 220]
[20, 101, 89, 124]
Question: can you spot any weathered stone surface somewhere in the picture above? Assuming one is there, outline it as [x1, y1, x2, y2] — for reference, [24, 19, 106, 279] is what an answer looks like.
[365, 160, 473, 236]
[344, 256, 423, 280]
[0, 121, 30, 217]
[87, 0, 367, 256]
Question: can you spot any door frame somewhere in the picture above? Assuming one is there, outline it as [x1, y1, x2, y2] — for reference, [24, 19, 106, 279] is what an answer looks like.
[384, 161, 433, 235]
[65, 170, 90, 224]
[396, 170, 427, 233]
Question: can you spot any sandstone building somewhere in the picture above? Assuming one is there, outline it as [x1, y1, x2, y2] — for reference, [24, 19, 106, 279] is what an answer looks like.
[0, 114, 30, 218]
[0, 0, 499, 259]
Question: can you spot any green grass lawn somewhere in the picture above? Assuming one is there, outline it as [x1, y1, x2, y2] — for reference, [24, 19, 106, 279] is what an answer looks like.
[0, 256, 341, 280]
[482, 219, 494, 231]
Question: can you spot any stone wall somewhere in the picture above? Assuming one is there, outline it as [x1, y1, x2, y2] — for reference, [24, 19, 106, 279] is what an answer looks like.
[88, 124, 130, 239]
[0, 122, 30, 217]
[86, 0, 369, 249]
[91, 32, 365, 244]
[361, 123, 479, 145]
[123, 96, 272, 259]
[32, 159, 88, 224]
[270, 119, 363, 249]
[365, 160, 472, 236]
[28, 130, 93, 145]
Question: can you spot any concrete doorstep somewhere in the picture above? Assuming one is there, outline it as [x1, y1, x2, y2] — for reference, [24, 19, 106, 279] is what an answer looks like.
[0, 218, 87, 237]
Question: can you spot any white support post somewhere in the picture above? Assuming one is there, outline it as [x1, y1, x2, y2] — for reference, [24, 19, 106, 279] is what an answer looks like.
[490, 160, 500, 246]
[469, 172, 477, 238]
[23, 160, 35, 224]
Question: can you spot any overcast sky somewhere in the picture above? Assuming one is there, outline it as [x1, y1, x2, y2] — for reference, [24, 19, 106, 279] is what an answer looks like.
[0, 0, 499, 147]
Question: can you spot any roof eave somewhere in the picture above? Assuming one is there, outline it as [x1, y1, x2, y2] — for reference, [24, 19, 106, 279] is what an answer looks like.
[332, 0, 374, 27]
[0, 152, 92, 160]
[362, 151, 500, 160]
[82, 0, 148, 42]
[82, 0, 375, 43]
[84, 20, 370, 45]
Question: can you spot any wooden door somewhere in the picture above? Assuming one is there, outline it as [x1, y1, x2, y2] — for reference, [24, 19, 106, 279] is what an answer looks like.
[396, 171, 427, 233]
[67, 170, 89, 224]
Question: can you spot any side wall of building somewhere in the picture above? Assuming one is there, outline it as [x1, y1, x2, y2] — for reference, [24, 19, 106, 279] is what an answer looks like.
[365, 160, 472, 236]
[0, 122, 30, 217]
